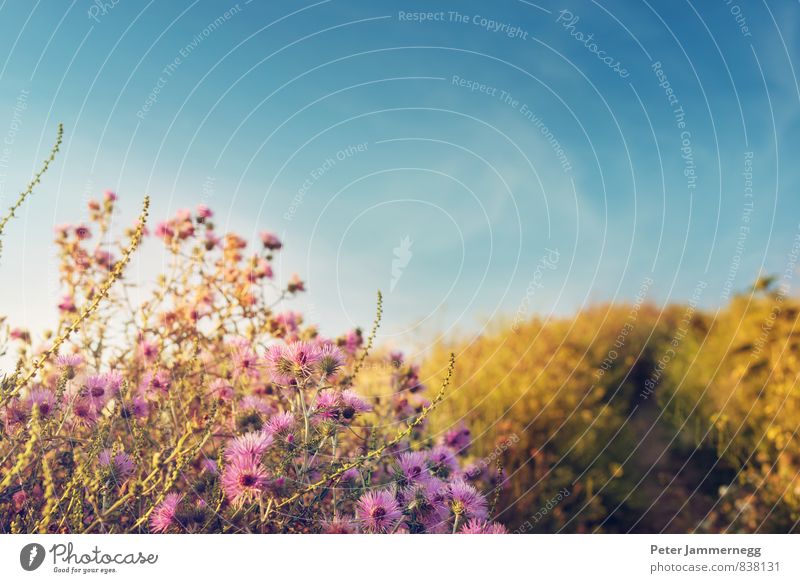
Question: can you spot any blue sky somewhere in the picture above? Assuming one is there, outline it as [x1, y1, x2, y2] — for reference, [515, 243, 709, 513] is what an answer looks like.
[0, 0, 798, 352]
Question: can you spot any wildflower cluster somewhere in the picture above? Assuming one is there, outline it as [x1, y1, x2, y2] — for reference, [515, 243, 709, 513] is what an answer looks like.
[0, 191, 503, 534]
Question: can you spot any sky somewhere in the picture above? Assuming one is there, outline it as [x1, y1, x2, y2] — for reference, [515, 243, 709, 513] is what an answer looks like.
[0, 0, 798, 354]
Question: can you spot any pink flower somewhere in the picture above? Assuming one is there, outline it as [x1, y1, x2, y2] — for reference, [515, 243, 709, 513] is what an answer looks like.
[460, 518, 508, 534]
[210, 378, 234, 401]
[264, 412, 295, 436]
[150, 493, 183, 533]
[58, 295, 76, 313]
[154, 221, 174, 240]
[284, 341, 321, 381]
[138, 340, 158, 363]
[229, 339, 260, 377]
[75, 224, 91, 240]
[264, 345, 294, 384]
[317, 343, 345, 379]
[140, 370, 171, 395]
[287, 273, 305, 293]
[355, 489, 403, 533]
[321, 517, 356, 534]
[196, 204, 213, 219]
[224, 431, 274, 462]
[239, 396, 274, 416]
[83, 375, 110, 411]
[222, 455, 268, 507]
[9, 328, 30, 343]
[103, 190, 117, 202]
[259, 231, 282, 251]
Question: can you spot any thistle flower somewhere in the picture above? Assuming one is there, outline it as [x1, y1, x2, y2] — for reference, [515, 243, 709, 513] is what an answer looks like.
[341, 390, 371, 415]
[196, 204, 213, 219]
[321, 517, 356, 534]
[460, 518, 508, 534]
[264, 345, 294, 385]
[9, 327, 30, 343]
[317, 343, 344, 379]
[264, 411, 295, 436]
[83, 374, 109, 411]
[287, 273, 305, 293]
[2, 399, 30, 429]
[103, 371, 123, 396]
[150, 493, 184, 533]
[284, 341, 321, 380]
[140, 370, 170, 395]
[222, 455, 268, 507]
[239, 395, 274, 416]
[341, 329, 362, 355]
[394, 452, 431, 489]
[355, 489, 404, 534]
[229, 340, 260, 377]
[259, 231, 282, 250]
[427, 445, 460, 478]
[71, 398, 98, 427]
[25, 388, 56, 419]
[404, 480, 449, 533]
[98, 449, 135, 483]
[55, 353, 83, 371]
[224, 430, 274, 462]
[121, 396, 149, 420]
[57, 295, 76, 313]
[138, 339, 158, 362]
[442, 424, 471, 452]
[273, 311, 302, 333]
[210, 378, 234, 401]
[74, 224, 91, 240]
[444, 479, 488, 521]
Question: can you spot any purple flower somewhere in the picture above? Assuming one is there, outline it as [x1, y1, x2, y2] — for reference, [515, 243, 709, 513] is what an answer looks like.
[341, 390, 371, 415]
[150, 493, 183, 533]
[355, 489, 404, 533]
[445, 480, 488, 521]
[83, 375, 109, 411]
[394, 452, 431, 489]
[55, 353, 83, 378]
[26, 388, 56, 418]
[71, 398, 98, 427]
[427, 445, 460, 477]
[442, 424, 471, 452]
[98, 449, 135, 482]
[103, 371, 124, 396]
